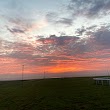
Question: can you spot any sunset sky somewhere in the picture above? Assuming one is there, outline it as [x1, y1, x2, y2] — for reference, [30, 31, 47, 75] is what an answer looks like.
[0, 0, 110, 80]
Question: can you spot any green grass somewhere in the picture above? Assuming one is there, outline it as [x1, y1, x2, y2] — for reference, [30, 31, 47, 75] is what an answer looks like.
[0, 77, 110, 110]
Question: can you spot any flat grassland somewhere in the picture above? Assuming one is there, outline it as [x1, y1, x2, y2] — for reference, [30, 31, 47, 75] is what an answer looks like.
[0, 77, 110, 110]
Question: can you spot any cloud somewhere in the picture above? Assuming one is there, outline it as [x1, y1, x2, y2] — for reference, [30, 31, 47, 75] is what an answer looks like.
[7, 27, 25, 34]
[35, 35, 80, 56]
[5, 17, 48, 48]
[1, 0, 110, 75]
[0, 40, 35, 57]
[7, 17, 47, 34]
[72, 27, 110, 56]
[37, 35, 79, 45]
[46, 12, 58, 23]
[86, 25, 97, 30]
[2, 28, 110, 61]
[46, 12, 73, 26]
[35, 35, 95, 60]
[1, 41, 41, 66]
[68, 0, 110, 18]
[1, 30, 110, 69]
[92, 29, 110, 48]
[76, 27, 86, 36]
[56, 18, 73, 26]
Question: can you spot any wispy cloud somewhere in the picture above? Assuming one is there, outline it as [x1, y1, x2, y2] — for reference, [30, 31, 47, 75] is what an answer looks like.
[0, 0, 110, 76]
[68, 0, 110, 18]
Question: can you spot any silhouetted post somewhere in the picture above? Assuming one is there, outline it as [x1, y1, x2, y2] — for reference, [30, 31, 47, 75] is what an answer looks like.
[42, 53, 46, 79]
[44, 71, 45, 79]
[105, 60, 109, 77]
[22, 65, 24, 86]
[107, 64, 109, 77]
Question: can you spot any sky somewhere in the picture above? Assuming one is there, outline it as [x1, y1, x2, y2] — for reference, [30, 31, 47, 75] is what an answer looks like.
[0, 0, 110, 80]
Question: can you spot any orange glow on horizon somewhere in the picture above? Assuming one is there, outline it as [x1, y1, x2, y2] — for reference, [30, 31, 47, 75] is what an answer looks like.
[0, 53, 110, 75]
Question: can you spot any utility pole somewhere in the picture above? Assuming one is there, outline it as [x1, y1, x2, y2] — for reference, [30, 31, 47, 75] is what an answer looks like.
[107, 63, 109, 77]
[43, 52, 46, 79]
[22, 65, 24, 86]
[44, 71, 46, 79]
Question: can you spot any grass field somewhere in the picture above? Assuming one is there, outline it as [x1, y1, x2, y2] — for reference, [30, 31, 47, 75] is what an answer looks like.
[0, 77, 110, 110]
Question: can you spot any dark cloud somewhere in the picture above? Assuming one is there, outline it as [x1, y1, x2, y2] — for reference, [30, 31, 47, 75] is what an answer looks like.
[92, 29, 110, 46]
[76, 27, 86, 36]
[6, 17, 41, 35]
[2, 42, 42, 66]
[86, 25, 97, 30]
[68, 0, 110, 18]
[36, 35, 80, 57]
[87, 0, 105, 17]
[68, 39, 93, 55]
[2, 29, 110, 67]
[35, 31, 110, 63]
[46, 12, 73, 26]
[46, 12, 58, 23]
[8, 51, 32, 60]
[74, 28, 110, 55]
[0, 40, 35, 57]
[6, 43, 72, 66]
[56, 18, 73, 26]
[37, 35, 79, 46]
[7, 27, 25, 34]
[75, 25, 98, 36]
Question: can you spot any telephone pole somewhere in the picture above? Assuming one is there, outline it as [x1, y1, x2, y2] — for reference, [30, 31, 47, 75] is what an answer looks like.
[44, 71, 46, 79]
[22, 65, 24, 86]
